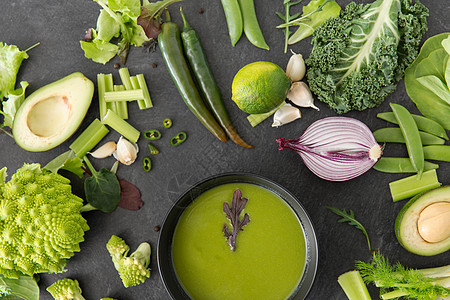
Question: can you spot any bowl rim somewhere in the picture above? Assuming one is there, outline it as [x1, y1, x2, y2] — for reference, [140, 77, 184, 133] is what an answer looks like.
[157, 172, 318, 300]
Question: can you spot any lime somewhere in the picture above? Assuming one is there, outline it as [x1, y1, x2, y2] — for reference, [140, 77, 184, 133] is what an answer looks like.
[232, 61, 291, 114]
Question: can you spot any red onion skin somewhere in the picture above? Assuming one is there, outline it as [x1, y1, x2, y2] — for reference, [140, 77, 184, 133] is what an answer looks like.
[276, 117, 381, 182]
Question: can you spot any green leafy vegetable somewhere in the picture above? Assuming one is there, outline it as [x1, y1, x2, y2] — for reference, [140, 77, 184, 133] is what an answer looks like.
[44, 150, 85, 178]
[306, 0, 428, 114]
[326, 206, 371, 251]
[222, 189, 251, 251]
[137, 0, 182, 39]
[83, 157, 121, 213]
[0, 43, 29, 99]
[0, 81, 28, 129]
[357, 252, 450, 300]
[0, 274, 39, 300]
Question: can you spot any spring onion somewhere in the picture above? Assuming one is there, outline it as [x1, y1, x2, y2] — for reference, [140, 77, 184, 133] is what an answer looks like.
[276, 117, 382, 181]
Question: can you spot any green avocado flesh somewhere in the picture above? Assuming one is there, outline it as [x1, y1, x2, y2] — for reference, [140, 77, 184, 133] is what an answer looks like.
[172, 183, 306, 300]
[395, 185, 450, 256]
[12, 72, 94, 152]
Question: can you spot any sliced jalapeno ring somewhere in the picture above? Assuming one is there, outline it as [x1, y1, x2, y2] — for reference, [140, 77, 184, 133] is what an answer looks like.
[144, 129, 161, 140]
[143, 157, 152, 172]
[147, 142, 159, 155]
[163, 118, 173, 128]
[170, 131, 187, 146]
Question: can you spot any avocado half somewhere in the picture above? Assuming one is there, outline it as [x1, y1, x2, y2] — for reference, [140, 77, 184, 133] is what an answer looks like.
[12, 72, 94, 152]
[395, 185, 450, 256]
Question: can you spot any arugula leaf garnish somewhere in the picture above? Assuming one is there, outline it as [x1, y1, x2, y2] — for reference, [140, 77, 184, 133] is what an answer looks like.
[222, 189, 250, 251]
[326, 206, 372, 251]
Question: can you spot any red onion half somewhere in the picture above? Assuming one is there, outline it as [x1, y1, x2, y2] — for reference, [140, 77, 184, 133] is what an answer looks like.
[276, 117, 382, 182]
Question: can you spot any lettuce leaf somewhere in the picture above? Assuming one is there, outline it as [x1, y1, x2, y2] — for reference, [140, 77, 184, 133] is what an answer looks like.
[0, 81, 28, 128]
[0, 43, 29, 99]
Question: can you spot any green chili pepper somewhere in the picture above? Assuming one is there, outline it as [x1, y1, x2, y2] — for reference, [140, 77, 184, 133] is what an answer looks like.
[170, 132, 187, 146]
[238, 0, 269, 50]
[180, 8, 253, 149]
[390, 103, 425, 177]
[147, 142, 159, 155]
[373, 128, 445, 145]
[144, 129, 161, 140]
[142, 157, 152, 172]
[423, 145, 450, 162]
[220, 0, 243, 46]
[377, 112, 448, 140]
[158, 10, 227, 143]
[163, 118, 172, 128]
[373, 157, 438, 173]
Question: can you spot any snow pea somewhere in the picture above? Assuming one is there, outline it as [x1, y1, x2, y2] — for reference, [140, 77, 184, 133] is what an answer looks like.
[158, 10, 227, 143]
[238, 0, 269, 50]
[373, 128, 445, 145]
[180, 8, 253, 149]
[423, 145, 450, 162]
[390, 103, 424, 176]
[373, 157, 438, 173]
[220, 0, 243, 46]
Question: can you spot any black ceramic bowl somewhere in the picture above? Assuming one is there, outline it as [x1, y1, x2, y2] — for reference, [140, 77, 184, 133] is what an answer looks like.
[157, 173, 318, 300]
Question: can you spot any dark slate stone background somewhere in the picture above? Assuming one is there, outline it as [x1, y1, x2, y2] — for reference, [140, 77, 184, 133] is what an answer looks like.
[1, 0, 449, 299]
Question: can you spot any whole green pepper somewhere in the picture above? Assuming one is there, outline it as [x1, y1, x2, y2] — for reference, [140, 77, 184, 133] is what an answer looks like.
[220, 0, 244, 46]
[158, 10, 227, 143]
[180, 8, 253, 149]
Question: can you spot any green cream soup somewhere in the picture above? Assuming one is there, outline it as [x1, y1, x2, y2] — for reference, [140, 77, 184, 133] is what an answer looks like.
[172, 183, 306, 300]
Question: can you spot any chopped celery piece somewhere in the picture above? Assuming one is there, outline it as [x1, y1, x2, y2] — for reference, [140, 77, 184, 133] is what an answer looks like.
[70, 119, 109, 158]
[114, 85, 128, 120]
[389, 169, 441, 202]
[137, 74, 152, 109]
[130, 75, 147, 109]
[104, 74, 117, 115]
[104, 89, 144, 102]
[102, 109, 140, 143]
[119, 67, 133, 90]
[247, 102, 285, 127]
[338, 270, 372, 300]
[98, 73, 107, 119]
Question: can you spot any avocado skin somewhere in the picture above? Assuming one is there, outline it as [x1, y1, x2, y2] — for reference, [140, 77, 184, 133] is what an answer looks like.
[395, 185, 450, 256]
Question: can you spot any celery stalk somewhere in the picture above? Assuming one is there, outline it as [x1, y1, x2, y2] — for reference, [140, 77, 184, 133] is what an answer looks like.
[129, 75, 147, 109]
[69, 119, 109, 158]
[104, 74, 117, 114]
[118, 68, 133, 90]
[114, 85, 128, 120]
[104, 89, 144, 102]
[98, 74, 107, 119]
[247, 102, 285, 127]
[137, 74, 153, 109]
[338, 270, 372, 300]
[102, 109, 140, 143]
[389, 169, 441, 202]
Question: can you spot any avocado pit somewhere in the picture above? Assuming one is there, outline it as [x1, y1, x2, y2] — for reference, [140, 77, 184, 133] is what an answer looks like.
[27, 95, 71, 137]
[417, 202, 450, 243]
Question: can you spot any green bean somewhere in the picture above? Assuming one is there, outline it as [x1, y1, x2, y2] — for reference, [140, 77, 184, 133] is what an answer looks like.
[373, 128, 445, 145]
[238, 0, 269, 50]
[373, 157, 438, 173]
[390, 103, 424, 176]
[220, 0, 243, 46]
[423, 145, 450, 162]
[377, 112, 448, 140]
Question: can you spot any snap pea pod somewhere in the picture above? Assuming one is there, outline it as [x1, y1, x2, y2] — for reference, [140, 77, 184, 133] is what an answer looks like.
[220, 0, 243, 46]
[373, 127, 445, 145]
[377, 112, 448, 140]
[423, 145, 450, 162]
[390, 103, 424, 177]
[373, 157, 438, 173]
[158, 10, 227, 143]
[238, 0, 269, 50]
[180, 8, 253, 149]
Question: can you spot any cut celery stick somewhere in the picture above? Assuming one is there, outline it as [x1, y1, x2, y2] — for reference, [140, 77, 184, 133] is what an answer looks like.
[98, 74, 107, 119]
[114, 85, 128, 120]
[247, 102, 285, 127]
[104, 89, 144, 102]
[338, 270, 372, 300]
[69, 119, 109, 158]
[137, 74, 152, 109]
[389, 169, 441, 202]
[104, 74, 117, 115]
[102, 109, 140, 143]
[119, 68, 133, 90]
[129, 75, 147, 109]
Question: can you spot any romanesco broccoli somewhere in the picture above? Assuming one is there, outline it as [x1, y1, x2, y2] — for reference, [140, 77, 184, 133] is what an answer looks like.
[0, 164, 89, 278]
[46, 278, 85, 300]
[106, 235, 151, 288]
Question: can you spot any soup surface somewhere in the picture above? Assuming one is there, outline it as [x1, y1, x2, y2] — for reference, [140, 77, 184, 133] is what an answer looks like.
[172, 183, 306, 300]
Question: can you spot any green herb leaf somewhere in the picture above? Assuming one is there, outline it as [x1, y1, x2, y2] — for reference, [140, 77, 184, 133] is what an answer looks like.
[0, 43, 29, 99]
[326, 206, 371, 251]
[222, 189, 250, 251]
[137, 0, 182, 39]
[44, 150, 85, 178]
[0, 81, 28, 128]
[0, 274, 39, 300]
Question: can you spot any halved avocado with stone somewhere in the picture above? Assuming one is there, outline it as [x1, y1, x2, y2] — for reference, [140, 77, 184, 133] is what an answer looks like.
[12, 72, 94, 152]
[395, 185, 450, 256]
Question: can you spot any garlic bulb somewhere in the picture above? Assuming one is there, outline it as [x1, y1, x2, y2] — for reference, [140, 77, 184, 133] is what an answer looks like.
[89, 141, 117, 159]
[272, 103, 301, 127]
[285, 50, 306, 82]
[113, 136, 139, 165]
[287, 81, 319, 111]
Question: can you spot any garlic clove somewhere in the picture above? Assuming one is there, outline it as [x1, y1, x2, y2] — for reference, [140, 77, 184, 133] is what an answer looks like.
[113, 136, 139, 165]
[285, 50, 306, 82]
[272, 103, 301, 127]
[287, 81, 319, 111]
[89, 141, 117, 159]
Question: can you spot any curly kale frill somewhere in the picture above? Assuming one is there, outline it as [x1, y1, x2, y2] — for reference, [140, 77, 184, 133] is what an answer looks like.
[306, 0, 428, 114]
[47, 278, 85, 300]
[106, 235, 151, 288]
[0, 164, 89, 279]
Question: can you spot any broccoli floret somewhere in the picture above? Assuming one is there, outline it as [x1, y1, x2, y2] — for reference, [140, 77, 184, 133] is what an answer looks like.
[106, 235, 151, 288]
[0, 164, 89, 278]
[46, 278, 85, 300]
